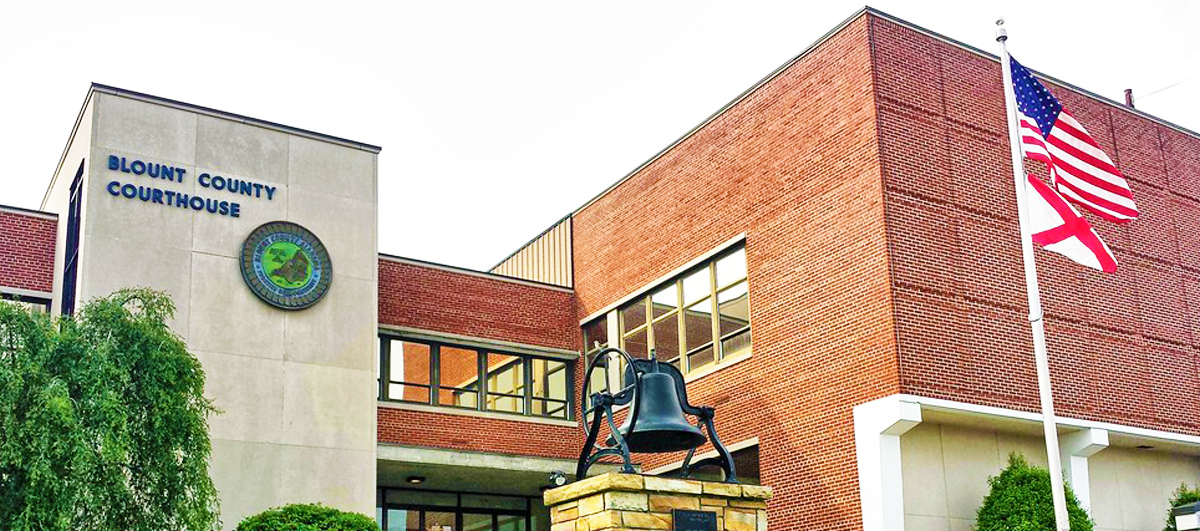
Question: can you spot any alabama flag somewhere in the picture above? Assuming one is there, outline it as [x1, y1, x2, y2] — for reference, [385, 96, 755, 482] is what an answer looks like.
[1026, 174, 1117, 273]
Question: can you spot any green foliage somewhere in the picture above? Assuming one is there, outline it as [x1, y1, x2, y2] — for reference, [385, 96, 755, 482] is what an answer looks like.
[0, 289, 219, 531]
[1163, 483, 1200, 531]
[976, 453, 1094, 531]
[235, 503, 378, 531]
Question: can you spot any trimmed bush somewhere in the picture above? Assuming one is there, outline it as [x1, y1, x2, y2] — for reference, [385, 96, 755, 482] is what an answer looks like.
[976, 453, 1094, 531]
[236, 504, 377, 531]
[1164, 483, 1200, 531]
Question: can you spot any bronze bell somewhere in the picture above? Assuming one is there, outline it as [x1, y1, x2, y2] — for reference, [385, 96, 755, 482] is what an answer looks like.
[607, 362, 707, 453]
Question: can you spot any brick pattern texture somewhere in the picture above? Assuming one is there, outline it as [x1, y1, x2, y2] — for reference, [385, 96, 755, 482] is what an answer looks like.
[0, 209, 56, 294]
[572, 17, 895, 531]
[376, 258, 583, 458]
[870, 16, 1200, 437]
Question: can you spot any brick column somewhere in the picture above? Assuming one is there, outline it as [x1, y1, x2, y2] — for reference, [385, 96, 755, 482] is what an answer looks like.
[544, 474, 772, 531]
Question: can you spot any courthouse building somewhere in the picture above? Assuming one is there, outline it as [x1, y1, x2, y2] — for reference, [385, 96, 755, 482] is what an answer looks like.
[3, 7, 1200, 531]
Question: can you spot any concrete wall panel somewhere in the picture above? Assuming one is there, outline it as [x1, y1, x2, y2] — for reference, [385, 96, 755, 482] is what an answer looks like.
[94, 93, 197, 165]
[196, 116, 289, 185]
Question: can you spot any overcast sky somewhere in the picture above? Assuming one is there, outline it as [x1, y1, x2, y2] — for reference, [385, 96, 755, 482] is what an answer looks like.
[2, 0, 1196, 270]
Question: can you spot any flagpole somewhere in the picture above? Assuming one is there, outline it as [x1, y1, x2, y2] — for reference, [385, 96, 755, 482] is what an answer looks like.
[996, 20, 1071, 530]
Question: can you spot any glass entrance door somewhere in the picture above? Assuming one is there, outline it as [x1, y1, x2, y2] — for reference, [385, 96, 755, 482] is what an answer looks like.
[376, 488, 534, 531]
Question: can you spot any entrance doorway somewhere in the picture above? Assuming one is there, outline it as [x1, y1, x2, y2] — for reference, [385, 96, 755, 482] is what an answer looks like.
[376, 488, 534, 531]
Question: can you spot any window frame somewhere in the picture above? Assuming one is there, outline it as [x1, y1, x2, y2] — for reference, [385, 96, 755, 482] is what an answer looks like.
[586, 245, 750, 380]
[378, 334, 573, 421]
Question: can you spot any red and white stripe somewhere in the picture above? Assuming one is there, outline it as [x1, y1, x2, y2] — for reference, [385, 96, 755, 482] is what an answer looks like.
[1027, 174, 1118, 273]
[1018, 110, 1138, 223]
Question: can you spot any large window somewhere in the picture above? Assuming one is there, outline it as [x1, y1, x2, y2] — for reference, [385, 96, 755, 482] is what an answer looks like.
[376, 488, 537, 531]
[583, 246, 750, 384]
[378, 335, 572, 420]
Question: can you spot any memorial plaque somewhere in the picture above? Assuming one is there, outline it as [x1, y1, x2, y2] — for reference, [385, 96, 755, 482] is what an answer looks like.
[672, 509, 718, 531]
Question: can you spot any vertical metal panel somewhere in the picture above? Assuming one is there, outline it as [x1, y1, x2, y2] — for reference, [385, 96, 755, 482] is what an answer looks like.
[489, 217, 573, 288]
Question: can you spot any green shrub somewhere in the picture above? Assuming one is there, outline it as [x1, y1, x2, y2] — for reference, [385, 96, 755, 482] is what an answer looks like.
[236, 504, 377, 531]
[1163, 483, 1200, 531]
[976, 453, 1093, 531]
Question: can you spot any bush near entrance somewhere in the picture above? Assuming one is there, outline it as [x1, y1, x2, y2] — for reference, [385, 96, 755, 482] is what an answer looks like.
[236, 503, 378, 531]
[1164, 484, 1200, 531]
[0, 289, 219, 531]
[976, 453, 1093, 531]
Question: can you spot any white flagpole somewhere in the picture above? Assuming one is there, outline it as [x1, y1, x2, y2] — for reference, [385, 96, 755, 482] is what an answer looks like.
[996, 19, 1071, 530]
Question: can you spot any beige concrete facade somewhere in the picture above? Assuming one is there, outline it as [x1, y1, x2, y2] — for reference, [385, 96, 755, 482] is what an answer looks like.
[41, 88, 380, 529]
[901, 421, 1200, 531]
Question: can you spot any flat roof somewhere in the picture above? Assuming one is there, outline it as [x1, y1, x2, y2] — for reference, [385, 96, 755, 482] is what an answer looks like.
[90, 83, 382, 153]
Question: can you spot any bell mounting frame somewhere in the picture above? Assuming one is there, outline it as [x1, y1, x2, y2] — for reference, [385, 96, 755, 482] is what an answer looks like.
[576, 347, 738, 483]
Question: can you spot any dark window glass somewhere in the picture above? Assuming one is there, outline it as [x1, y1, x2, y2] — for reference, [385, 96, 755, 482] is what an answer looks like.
[426, 511, 456, 531]
[387, 490, 457, 508]
[463, 512, 492, 531]
[623, 327, 648, 360]
[387, 340, 431, 403]
[486, 353, 524, 414]
[61, 160, 84, 316]
[439, 346, 479, 408]
[462, 494, 526, 510]
[582, 318, 608, 353]
[497, 514, 525, 531]
[620, 299, 646, 331]
[652, 314, 681, 364]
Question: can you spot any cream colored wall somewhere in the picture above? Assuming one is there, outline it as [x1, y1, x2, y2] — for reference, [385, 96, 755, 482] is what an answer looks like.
[80, 92, 378, 529]
[900, 422, 1199, 531]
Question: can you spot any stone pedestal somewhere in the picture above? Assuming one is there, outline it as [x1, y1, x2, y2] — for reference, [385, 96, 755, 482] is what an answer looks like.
[544, 473, 771, 531]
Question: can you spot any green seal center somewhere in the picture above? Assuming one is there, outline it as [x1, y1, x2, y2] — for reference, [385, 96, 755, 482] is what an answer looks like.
[263, 241, 314, 289]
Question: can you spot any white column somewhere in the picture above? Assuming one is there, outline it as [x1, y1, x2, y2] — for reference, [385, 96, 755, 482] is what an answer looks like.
[855, 397, 923, 531]
[1059, 428, 1109, 511]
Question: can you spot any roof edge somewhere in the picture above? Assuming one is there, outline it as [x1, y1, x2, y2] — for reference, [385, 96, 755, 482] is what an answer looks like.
[379, 253, 574, 293]
[862, 7, 1200, 140]
[0, 203, 58, 220]
[487, 213, 571, 272]
[91, 83, 383, 153]
[569, 6, 874, 216]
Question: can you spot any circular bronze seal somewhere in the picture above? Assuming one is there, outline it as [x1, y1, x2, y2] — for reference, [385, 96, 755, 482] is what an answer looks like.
[240, 221, 333, 310]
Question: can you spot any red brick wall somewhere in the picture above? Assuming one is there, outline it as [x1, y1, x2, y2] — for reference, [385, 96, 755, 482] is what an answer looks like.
[377, 407, 581, 460]
[378, 258, 578, 351]
[572, 16, 895, 531]
[376, 258, 583, 458]
[0, 208, 57, 294]
[871, 16, 1200, 435]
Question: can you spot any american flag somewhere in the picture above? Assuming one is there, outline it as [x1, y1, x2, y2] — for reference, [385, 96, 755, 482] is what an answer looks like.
[1011, 56, 1139, 222]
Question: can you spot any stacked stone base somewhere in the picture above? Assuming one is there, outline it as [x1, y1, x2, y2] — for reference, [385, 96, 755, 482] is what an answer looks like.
[544, 473, 771, 531]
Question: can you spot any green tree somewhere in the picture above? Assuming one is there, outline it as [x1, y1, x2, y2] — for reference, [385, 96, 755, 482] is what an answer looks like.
[976, 453, 1093, 531]
[236, 503, 377, 531]
[1163, 483, 1200, 531]
[0, 289, 219, 531]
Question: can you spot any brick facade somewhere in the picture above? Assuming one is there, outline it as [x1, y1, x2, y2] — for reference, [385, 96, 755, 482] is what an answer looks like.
[0, 207, 56, 294]
[870, 16, 1200, 437]
[376, 257, 583, 458]
[572, 16, 893, 530]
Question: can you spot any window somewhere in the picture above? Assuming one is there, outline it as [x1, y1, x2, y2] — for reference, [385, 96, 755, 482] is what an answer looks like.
[582, 245, 750, 379]
[61, 160, 85, 316]
[376, 488, 535, 531]
[378, 334, 573, 420]
[1, 295, 51, 315]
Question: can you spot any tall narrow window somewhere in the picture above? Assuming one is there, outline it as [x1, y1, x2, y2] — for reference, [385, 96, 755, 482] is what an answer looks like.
[486, 353, 525, 414]
[61, 161, 84, 316]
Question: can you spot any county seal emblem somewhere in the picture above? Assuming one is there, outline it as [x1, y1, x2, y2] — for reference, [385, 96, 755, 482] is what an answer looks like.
[240, 221, 333, 310]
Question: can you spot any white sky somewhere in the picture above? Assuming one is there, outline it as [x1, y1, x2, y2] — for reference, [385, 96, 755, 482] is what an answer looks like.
[1, 1, 1195, 271]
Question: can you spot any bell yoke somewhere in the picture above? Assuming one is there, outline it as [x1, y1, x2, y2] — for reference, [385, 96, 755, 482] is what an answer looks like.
[576, 347, 738, 483]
